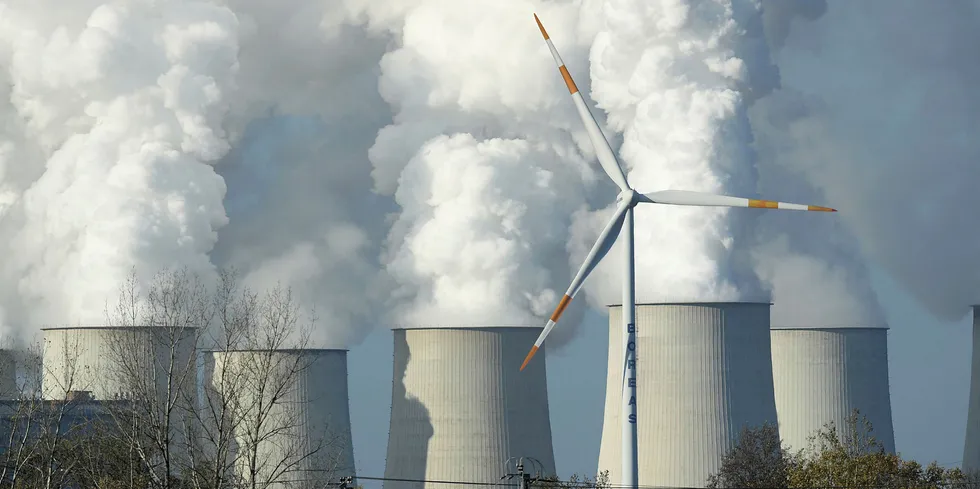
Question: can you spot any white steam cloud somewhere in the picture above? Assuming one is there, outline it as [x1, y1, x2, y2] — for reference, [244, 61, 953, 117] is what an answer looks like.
[207, 0, 393, 348]
[2, 0, 973, 348]
[0, 0, 392, 347]
[753, 0, 980, 324]
[574, 0, 776, 306]
[0, 1, 239, 330]
[355, 1, 601, 340]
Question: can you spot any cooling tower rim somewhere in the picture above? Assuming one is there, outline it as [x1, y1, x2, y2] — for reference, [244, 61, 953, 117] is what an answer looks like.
[770, 326, 890, 332]
[203, 348, 349, 354]
[40, 325, 199, 332]
[605, 301, 773, 307]
[390, 326, 543, 332]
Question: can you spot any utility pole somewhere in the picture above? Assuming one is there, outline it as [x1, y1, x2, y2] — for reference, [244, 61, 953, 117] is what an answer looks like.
[518, 461, 530, 489]
[338, 475, 354, 489]
[502, 457, 538, 489]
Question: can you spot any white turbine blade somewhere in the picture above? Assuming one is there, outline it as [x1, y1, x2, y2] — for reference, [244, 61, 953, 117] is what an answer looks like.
[533, 14, 631, 192]
[639, 189, 837, 212]
[520, 198, 631, 371]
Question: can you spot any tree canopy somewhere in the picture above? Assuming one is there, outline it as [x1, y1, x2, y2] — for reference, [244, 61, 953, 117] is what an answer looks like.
[708, 410, 974, 489]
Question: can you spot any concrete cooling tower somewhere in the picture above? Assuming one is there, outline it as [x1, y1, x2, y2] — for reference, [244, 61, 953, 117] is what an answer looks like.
[384, 327, 556, 489]
[597, 303, 778, 488]
[41, 326, 197, 402]
[964, 306, 980, 473]
[209, 349, 356, 487]
[771, 327, 895, 454]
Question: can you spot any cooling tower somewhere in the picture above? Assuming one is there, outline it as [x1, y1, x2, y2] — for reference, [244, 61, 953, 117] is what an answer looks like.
[209, 349, 356, 487]
[41, 326, 197, 402]
[384, 327, 556, 489]
[771, 327, 895, 454]
[597, 303, 778, 487]
[964, 306, 980, 473]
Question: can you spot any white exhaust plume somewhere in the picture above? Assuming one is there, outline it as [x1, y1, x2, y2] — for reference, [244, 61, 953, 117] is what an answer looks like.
[574, 0, 779, 307]
[207, 0, 394, 348]
[745, 0, 885, 329]
[0, 1, 394, 348]
[753, 1, 980, 322]
[353, 2, 601, 340]
[0, 1, 239, 329]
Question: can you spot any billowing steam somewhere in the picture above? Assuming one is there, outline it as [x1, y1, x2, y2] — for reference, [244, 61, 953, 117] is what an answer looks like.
[0, 1, 239, 330]
[354, 2, 601, 340]
[207, 0, 393, 348]
[755, 0, 980, 323]
[573, 0, 776, 306]
[0, 1, 392, 347]
[1, 0, 974, 349]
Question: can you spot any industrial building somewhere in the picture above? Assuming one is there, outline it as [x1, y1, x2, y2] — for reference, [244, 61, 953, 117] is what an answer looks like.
[384, 327, 556, 489]
[597, 302, 778, 488]
[207, 348, 357, 488]
[770, 327, 895, 453]
[964, 306, 980, 473]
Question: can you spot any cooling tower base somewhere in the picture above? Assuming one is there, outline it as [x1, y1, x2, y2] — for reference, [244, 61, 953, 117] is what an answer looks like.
[384, 327, 555, 489]
[964, 307, 980, 473]
[598, 303, 778, 488]
[771, 327, 895, 454]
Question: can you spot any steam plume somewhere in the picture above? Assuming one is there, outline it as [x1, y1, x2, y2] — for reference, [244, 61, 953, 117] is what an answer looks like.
[575, 0, 776, 306]
[354, 1, 599, 341]
[756, 0, 980, 322]
[0, 1, 239, 330]
[207, 0, 393, 348]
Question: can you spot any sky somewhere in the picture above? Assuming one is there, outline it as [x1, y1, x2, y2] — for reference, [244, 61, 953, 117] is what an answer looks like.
[1, 1, 978, 487]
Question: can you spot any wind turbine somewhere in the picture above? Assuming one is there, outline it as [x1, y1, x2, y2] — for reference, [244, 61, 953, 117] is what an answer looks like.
[520, 14, 837, 489]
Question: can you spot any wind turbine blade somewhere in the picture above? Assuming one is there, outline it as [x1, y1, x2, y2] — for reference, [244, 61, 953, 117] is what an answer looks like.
[639, 189, 837, 212]
[520, 198, 631, 371]
[533, 14, 631, 192]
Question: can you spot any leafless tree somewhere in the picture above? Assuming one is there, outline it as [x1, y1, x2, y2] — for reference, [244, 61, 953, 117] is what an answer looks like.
[0, 336, 96, 488]
[98, 267, 216, 489]
[205, 284, 350, 489]
[78, 266, 354, 489]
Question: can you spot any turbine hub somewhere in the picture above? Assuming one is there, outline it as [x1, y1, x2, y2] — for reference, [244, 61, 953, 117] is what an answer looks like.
[617, 188, 637, 207]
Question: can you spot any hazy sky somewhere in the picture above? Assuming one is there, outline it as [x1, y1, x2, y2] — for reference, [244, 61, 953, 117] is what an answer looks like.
[345, 266, 974, 489]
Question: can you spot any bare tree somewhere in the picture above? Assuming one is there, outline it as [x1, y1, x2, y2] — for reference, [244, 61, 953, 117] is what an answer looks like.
[533, 471, 611, 489]
[0, 337, 100, 488]
[75, 266, 354, 489]
[98, 267, 216, 489]
[207, 285, 351, 489]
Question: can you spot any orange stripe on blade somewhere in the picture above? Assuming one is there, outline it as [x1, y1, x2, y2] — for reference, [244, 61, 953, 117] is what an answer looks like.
[533, 14, 549, 40]
[549, 294, 572, 322]
[808, 205, 837, 212]
[520, 345, 539, 371]
[748, 199, 778, 209]
[558, 66, 579, 94]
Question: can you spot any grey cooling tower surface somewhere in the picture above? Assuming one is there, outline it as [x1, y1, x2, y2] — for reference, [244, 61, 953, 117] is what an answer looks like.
[964, 306, 980, 473]
[41, 326, 196, 402]
[384, 327, 556, 489]
[770, 327, 895, 453]
[598, 303, 778, 488]
[209, 349, 357, 488]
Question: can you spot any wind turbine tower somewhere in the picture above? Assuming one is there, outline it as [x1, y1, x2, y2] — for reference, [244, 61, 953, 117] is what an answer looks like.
[522, 14, 838, 489]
